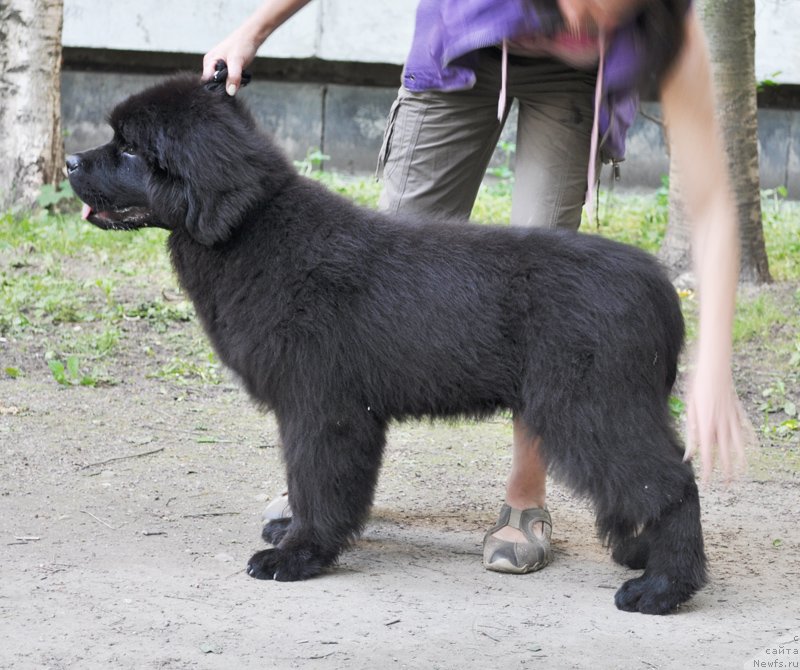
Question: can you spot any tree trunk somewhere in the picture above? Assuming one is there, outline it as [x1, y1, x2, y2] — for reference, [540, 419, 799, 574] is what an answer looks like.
[660, 0, 771, 284]
[660, 158, 692, 279]
[0, 0, 65, 210]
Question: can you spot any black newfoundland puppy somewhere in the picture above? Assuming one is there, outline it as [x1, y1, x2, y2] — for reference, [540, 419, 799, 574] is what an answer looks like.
[66, 68, 706, 614]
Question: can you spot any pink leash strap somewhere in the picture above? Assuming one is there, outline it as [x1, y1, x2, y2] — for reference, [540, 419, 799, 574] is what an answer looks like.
[585, 31, 606, 218]
[498, 39, 508, 121]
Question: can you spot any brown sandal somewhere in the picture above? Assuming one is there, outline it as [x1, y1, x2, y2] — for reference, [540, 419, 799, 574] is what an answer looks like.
[483, 504, 552, 574]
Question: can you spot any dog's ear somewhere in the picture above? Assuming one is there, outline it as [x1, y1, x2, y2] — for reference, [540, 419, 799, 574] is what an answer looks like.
[169, 125, 264, 246]
[140, 69, 293, 246]
[181, 171, 255, 246]
[148, 77, 268, 246]
[174, 61, 260, 245]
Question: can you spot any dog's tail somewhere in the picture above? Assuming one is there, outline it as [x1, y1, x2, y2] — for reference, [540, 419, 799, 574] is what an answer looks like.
[660, 274, 685, 396]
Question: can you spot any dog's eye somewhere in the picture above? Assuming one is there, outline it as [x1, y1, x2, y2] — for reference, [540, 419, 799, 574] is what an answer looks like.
[121, 145, 136, 156]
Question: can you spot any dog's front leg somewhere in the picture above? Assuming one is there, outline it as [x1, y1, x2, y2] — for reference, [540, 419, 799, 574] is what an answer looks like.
[247, 407, 387, 581]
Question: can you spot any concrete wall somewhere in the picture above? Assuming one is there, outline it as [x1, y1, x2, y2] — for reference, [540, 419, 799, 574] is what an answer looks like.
[62, 0, 800, 82]
[62, 0, 417, 64]
[755, 0, 800, 85]
[61, 1, 800, 197]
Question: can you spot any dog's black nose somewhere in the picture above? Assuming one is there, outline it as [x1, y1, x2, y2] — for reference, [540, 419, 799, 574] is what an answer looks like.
[65, 155, 81, 173]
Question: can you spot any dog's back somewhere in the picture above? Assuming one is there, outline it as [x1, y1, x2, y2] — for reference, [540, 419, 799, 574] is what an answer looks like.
[171, 185, 683, 432]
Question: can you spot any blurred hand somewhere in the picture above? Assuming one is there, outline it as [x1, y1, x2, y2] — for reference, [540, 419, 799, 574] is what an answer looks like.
[684, 354, 751, 484]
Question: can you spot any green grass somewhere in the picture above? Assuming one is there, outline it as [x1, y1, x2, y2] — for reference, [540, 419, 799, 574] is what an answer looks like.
[0, 208, 169, 267]
[153, 350, 223, 385]
[733, 291, 793, 344]
[0, 204, 201, 383]
[762, 189, 800, 281]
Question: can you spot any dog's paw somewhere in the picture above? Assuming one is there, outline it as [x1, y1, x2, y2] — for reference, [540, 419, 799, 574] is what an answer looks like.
[246, 547, 326, 581]
[611, 534, 650, 570]
[614, 573, 691, 614]
[262, 518, 292, 545]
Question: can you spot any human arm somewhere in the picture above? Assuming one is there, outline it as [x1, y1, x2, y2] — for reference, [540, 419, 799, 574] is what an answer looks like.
[659, 9, 748, 482]
[202, 0, 313, 95]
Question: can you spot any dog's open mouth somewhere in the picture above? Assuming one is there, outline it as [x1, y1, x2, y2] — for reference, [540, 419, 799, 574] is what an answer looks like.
[81, 203, 154, 230]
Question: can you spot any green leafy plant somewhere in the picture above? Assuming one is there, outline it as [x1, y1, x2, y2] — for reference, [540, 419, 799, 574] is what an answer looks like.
[47, 355, 99, 387]
[152, 351, 221, 385]
[789, 340, 800, 368]
[294, 148, 331, 176]
[757, 70, 782, 92]
[759, 378, 800, 441]
[486, 141, 516, 181]
[655, 174, 670, 209]
[760, 379, 789, 415]
[776, 418, 799, 439]
[37, 180, 78, 211]
[124, 300, 194, 333]
[668, 395, 685, 421]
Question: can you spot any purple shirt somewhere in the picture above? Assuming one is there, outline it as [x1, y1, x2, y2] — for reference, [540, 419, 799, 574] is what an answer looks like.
[401, 0, 644, 162]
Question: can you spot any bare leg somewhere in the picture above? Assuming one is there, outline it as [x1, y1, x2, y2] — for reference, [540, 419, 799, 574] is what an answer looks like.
[491, 417, 548, 543]
[482, 417, 552, 573]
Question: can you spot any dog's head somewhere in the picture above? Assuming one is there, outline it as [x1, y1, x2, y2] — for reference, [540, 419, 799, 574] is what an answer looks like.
[67, 63, 287, 246]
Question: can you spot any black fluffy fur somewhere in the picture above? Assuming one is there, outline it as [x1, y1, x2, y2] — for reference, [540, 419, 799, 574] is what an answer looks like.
[66, 74, 706, 614]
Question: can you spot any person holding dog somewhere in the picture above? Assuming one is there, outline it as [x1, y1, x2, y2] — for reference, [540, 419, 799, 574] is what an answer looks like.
[203, 0, 748, 575]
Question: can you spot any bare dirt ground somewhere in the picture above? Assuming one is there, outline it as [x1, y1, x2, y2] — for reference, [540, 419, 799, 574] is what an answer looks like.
[1, 276, 799, 669]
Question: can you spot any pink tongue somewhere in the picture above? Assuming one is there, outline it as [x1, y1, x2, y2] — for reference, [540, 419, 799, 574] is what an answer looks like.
[81, 203, 92, 220]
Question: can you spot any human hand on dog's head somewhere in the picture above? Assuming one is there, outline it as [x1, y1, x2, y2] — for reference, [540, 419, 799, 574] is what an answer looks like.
[202, 32, 258, 96]
[204, 59, 252, 96]
[202, 0, 312, 95]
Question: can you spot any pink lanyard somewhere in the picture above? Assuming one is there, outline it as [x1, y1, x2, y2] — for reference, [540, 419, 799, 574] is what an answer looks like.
[585, 31, 606, 218]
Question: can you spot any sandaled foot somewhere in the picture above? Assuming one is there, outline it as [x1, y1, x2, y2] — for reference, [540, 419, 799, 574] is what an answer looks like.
[262, 491, 292, 523]
[483, 504, 552, 574]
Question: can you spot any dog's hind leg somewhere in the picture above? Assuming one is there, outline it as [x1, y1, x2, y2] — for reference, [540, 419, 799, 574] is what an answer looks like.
[601, 440, 706, 614]
[535, 408, 707, 615]
[611, 526, 651, 570]
[247, 407, 387, 581]
[611, 472, 706, 614]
